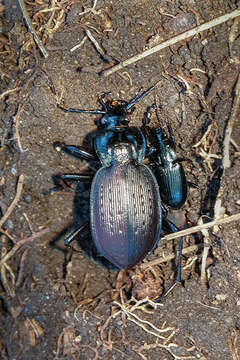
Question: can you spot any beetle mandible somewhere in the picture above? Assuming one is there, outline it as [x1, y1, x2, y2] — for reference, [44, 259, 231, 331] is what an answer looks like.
[48, 86, 183, 298]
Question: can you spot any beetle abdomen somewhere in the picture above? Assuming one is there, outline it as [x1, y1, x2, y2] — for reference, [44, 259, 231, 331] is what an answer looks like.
[155, 164, 187, 209]
[90, 162, 162, 269]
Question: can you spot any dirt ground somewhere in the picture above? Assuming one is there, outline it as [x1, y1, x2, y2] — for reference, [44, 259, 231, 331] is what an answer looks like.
[0, 0, 240, 359]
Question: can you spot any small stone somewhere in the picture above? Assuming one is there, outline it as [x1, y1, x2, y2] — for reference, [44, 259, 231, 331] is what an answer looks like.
[11, 167, 17, 175]
[215, 293, 228, 301]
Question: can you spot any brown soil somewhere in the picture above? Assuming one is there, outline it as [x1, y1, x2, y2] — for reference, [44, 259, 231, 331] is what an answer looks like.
[0, 0, 239, 359]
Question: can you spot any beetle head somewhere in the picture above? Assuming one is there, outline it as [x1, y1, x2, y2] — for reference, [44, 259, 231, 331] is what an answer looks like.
[97, 100, 135, 129]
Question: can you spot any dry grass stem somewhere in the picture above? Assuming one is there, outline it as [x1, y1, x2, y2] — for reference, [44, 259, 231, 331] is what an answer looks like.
[85, 29, 106, 57]
[16, 248, 29, 287]
[23, 212, 34, 233]
[160, 213, 240, 242]
[79, 0, 99, 16]
[0, 174, 24, 229]
[230, 138, 240, 152]
[198, 217, 211, 287]
[70, 35, 88, 53]
[142, 244, 202, 268]
[13, 104, 28, 152]
[1, 235, 16, 297]
[0, 87, 21, 100]
[228, 329, 239, 360]
[17, 0, 48, 57]
[0, 228, 49, 267]
[223, 72, 240, 168]
[193, 124, 212, 149]
[229, 16, 240, 64]
[101, 9, 240, 77]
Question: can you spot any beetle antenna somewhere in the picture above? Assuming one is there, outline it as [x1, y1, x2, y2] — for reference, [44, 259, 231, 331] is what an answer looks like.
[58, 104, 106, 115]
[126, 85, 154, 110]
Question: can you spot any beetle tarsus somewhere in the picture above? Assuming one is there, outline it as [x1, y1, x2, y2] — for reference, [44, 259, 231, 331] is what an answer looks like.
[64, 222, 89, 247]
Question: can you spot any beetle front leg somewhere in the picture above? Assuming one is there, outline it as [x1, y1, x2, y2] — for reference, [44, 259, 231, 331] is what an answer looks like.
[54, 142, 97, 161]
[141, 104, 158, 158]
[98, 92, 111, 110]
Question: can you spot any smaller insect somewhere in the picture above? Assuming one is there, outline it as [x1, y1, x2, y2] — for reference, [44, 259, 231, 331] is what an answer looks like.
[142, 110, 188, 209]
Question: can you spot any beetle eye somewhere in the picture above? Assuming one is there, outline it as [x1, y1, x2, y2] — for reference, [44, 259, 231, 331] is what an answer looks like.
[100, 116, 107, 126]
[123, 115, 130, 124]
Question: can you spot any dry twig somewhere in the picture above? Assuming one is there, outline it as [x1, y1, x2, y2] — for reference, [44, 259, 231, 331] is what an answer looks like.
[229, 16, 240, 64]
[85, 28, 107, 60]
[223, 72, 240, 169]
[13, 104, 28, 152]
[0, 228, 49, 267]
[198, 217, 211, 287]
[1, 235, 16, 297]
[100, 9, 240, 77]
[0, 87, 21, 100]
[142, 244, 203, 268]
[15, 248, 29, 287]
[0, 174, 24, 229]
[79, 0, 99, 16]
[17, 0, 48, 57]
[161, 213, 240, 242]
[70, 35, 87, 53]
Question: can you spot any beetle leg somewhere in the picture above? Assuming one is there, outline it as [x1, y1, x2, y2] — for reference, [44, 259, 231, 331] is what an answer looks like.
[54, 142, 97, 161]
[142, 104, 157, 126]
[99, 92, 111, 110]
[187, 181, 199, 189]
[64, 221, 89, 247]
[43, 173, 93, 195]
[154, 219, 183, 303]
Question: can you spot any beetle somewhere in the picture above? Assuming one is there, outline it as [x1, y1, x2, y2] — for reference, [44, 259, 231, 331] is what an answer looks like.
[48, 86, 183, 298]
[142, 110, 188, 209]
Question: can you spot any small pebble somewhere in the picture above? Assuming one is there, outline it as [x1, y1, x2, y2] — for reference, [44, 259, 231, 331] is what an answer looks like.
[11, 167, 17, 175]
[215, 293, 228, 301]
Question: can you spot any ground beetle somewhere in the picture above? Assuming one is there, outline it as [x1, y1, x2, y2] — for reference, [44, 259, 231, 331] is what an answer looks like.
[48, 86, 184, 300]
[142, 111, 188, 209]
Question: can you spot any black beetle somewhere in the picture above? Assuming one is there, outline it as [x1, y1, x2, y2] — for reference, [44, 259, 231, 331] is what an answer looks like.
[48, 86, 183, 298]
[142, 112, 188, 209]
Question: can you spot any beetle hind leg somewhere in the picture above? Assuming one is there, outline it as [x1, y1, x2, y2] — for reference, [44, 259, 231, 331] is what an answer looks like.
[64, 221, 89, 247]
[154, 219, 183, 303]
